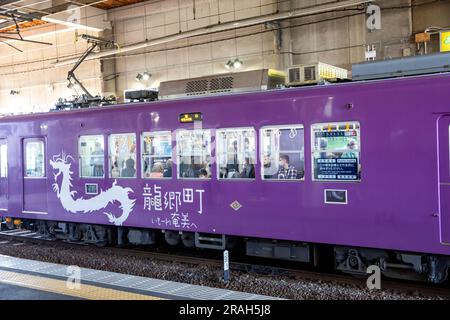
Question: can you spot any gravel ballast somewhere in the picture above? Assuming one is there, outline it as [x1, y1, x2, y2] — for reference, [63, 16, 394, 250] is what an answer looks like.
[0, 240, 447, 300]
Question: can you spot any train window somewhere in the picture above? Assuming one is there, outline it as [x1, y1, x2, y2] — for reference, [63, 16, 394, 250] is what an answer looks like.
[177, 129, 211, 179]
[311, 122, 361, 182]
[0, 143, 7, 178]
[24, 140, 45, 177]
[79, 135, 105, 178]
[108, 133, 137, 178]
[141, 131, 172, 179]
[216, 127, 256, 180]
[261, 125, 305, 181]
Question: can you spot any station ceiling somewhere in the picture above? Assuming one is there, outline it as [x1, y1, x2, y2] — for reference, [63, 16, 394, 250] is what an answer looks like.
[0, 0, 147, 32]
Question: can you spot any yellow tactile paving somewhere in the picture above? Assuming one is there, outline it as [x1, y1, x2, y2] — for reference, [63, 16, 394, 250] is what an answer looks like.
[0, 270, 164, 300]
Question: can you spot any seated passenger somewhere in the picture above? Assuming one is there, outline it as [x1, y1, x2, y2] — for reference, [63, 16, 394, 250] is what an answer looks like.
[121, 158, 136, 178]
[163, 159, 172, 178]
[143, 157, 151, 176]
[198, 168, 208, 179]
[277, 155, 297, 180]
[149, 162, 164, 178]
[204, 155, 212, 176]
[263, 154, 274, 179]
[241, 158, 255, 179]
[219, 167, 227, 179]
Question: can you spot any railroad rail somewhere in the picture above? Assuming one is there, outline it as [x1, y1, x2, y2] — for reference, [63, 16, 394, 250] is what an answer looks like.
[0, 228, 449, 299]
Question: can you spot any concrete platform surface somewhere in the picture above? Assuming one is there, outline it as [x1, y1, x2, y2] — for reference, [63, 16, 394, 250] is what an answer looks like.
[0, 254, 281, 300]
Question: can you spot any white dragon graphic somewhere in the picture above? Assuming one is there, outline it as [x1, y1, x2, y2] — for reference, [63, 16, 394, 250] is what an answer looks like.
[49, 152, 136, 226]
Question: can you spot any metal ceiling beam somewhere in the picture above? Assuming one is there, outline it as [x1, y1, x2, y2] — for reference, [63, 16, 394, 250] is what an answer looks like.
[0, 0, 22, 6]
[35, 1, 102, 14]
[0, 9, 43, 21]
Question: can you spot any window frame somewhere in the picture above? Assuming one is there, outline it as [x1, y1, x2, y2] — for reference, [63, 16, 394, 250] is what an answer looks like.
[108, 132, 137, 179]
[259, 124, 305, 182]
[78, 134, 105, 179]
[176, 128, 212, 181]
[310, 121, 361, 183]
[141, 130, 173, 180]
[216, 126, 256, 181]
[23, 138, 46, 179]
[0, 140, 7, 178]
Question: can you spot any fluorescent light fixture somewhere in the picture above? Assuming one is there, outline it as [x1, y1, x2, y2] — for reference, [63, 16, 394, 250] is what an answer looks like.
[42, 5, 108, 33]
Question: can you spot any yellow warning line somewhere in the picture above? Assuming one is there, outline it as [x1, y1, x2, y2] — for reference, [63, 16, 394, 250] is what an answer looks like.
[0, 270, 163, 300]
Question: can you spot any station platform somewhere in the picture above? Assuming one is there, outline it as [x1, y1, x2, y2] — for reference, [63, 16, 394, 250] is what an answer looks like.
[0, 254, 279, 300]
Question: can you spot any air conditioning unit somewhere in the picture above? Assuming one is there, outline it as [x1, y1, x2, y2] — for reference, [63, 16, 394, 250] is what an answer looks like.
[287, 62, 348, 86]
[158, 69, 286, 100]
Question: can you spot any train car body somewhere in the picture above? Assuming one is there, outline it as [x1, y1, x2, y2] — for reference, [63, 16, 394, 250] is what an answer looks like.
[1, 72, 450, 282]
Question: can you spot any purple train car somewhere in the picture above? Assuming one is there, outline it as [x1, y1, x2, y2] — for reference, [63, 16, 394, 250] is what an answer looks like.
[1, 71, 450, 283]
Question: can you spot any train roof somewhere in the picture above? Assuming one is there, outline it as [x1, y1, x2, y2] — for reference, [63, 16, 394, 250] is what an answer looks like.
[1, 71, 450, 123]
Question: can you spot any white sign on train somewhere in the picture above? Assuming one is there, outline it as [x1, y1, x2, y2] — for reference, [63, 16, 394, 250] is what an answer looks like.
[142, 184, 205, 230]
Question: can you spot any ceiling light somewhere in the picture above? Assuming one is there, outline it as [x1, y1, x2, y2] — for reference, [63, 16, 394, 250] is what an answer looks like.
[135, 73, 143, 82]
[233, 58, 243, 69]
[225, 58, 243, 70]
[142, 71, 151, 81]
[136, 71, 152, 82]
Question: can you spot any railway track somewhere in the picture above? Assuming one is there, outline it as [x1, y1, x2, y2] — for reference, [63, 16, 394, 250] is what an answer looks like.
[0, 228, 449, 299]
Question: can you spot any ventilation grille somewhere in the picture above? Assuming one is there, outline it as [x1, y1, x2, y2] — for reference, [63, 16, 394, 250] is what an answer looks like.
[185, 79, 209, 95]
[209, 77, 234, 92]
[304, 66, 317, 81]
[288, 68, 301, 83]
[185, 76, 234, 96]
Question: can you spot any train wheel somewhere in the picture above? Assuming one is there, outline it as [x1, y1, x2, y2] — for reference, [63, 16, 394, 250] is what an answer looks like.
[181, 232, 195, 248]
[164, 230, 180, 246]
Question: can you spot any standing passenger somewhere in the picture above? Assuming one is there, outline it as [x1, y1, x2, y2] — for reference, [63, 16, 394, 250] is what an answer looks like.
[90, 142, 104, 177]
[227, 140, 240, 175]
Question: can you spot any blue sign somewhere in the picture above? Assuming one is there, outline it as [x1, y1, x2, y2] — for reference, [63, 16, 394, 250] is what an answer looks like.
[315, 158, 358, 181]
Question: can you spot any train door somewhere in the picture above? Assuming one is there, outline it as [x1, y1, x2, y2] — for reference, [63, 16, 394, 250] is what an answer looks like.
[0, 140, 7, 212]
[438, 115, 450, 244]
[23, 138, 47, 215]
